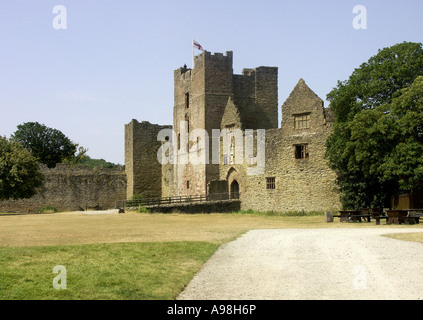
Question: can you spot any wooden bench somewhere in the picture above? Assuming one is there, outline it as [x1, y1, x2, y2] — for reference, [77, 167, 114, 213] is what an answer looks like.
[333, 209, 388, 224]
[333, 211, 355, 222]
[403, 210, 422, 225]
[386, 210, 423, 225]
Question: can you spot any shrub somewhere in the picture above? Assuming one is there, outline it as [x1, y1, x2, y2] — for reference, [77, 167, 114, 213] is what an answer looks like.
[137, 205, 150, 214]
[232, 209, 324, 216]
[39, 206, 60, 214]
[132, 194, 145, 200]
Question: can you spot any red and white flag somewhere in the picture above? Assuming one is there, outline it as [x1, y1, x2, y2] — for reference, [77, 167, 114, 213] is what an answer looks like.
[193, 39, 204, 51]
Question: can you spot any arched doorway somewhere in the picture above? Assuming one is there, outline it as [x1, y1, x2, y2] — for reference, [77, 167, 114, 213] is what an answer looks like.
[230, 180, 239, 199]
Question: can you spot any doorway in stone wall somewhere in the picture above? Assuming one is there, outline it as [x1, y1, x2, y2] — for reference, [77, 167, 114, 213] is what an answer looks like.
[230, 180, 239, 199]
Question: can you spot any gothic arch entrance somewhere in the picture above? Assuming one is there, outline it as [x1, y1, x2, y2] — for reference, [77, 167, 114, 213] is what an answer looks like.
[230, 180, 239, 199]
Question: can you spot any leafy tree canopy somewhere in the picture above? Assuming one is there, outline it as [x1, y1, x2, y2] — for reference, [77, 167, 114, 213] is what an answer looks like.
[327, 42, 423, 122]
[0, 136, 43, 200]
[326, 42, 423, 209]
[11, 122, 77, 168]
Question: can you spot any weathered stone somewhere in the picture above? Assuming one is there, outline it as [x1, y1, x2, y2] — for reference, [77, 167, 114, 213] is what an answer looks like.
[125, 120, 171, 199]
[125, 50, 342, 213]
[0, 164, 126, 213]
[325, 211, 334, 223]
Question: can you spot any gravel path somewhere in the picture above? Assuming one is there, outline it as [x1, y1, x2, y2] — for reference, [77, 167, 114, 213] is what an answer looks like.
[177, 228, 423, 300]
[81, 209, 119, 215]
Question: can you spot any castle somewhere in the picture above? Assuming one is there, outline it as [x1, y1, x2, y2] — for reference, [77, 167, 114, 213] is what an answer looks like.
[125, 51, 341, 212]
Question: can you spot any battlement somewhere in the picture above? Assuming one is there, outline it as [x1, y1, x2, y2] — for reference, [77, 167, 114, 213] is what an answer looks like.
[242, 68, 255, 76]
[194, 50, 233, 69]
[255, 66, 278, 74]
[240, 66, 278, 77]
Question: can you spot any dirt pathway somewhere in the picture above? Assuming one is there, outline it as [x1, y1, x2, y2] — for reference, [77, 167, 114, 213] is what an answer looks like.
[177, 228, 423, 300]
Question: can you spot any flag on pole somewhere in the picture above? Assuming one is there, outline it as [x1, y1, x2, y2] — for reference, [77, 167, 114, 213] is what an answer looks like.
[193, 39, 204, 51]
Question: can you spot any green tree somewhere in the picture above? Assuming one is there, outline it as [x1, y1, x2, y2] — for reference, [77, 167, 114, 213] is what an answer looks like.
[327, 42, 423, 122]
[379, 76, 423, 192]
[78, 156, 122, 169]
[326, 42, 423, 209]
[11, 122, 77, 168]
[0, 137, 44, 200]
[62, 145, 89, 167]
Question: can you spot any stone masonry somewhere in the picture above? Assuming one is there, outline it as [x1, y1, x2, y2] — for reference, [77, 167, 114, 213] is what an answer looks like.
[125, 119, 172, 199]
[0, 163, 126, 213]
[125, 50, 342, 212]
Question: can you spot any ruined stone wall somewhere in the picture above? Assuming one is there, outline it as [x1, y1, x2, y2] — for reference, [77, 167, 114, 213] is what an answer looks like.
[218, 79, 341, 213]
[127, 51, 340, 213]
[238, 128, 340, 213]
[172, 51, 235, 196]
[171, 51, 279, 198]
[253, 67, 279, 129]
[174, 62, 207, 196]
[125, 119, 171, 199]
[232, 67, 278, 130]
[0, 164, 126, 213]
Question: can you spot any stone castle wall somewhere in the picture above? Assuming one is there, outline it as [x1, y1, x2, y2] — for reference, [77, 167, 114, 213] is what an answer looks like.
[171, 51, 280, 197]
[125, 119, 171, 199]
[125, 51, 342, 213]
[218, 79, 341, 213]
[0, 163, 126, 213]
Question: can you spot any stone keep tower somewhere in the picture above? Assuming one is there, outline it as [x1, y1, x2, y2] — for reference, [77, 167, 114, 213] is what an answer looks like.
[172, 51, 278, 197]
[173, 52, 233, 196]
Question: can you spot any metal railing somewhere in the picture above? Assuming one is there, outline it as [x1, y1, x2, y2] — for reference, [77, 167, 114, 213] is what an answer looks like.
[115, 192, 239, 210]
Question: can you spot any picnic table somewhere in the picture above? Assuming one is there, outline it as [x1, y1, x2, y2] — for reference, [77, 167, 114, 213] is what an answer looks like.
[334, 210, 370, 223]
[386, 209, 423, 225]
[334, 210, 356, 222]
[333, 209, 387, 224]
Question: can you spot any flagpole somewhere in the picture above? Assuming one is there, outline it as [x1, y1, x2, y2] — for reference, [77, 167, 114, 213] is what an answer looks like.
[192, 38, 194, 69]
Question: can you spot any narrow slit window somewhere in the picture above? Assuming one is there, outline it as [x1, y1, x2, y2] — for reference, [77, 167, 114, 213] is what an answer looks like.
[185, 93, 189, 109]
[177, 133, 181, 150]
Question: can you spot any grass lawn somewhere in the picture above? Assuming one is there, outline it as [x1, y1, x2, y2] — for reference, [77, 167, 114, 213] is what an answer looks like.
[0, 241, 217, 300]
[1, 211, 422, 300]
[383, 232, 423, 243]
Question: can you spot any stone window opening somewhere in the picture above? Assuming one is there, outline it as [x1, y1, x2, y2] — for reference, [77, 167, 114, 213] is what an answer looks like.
[185, 93, 189, 109]
[295, 144, 309, 159]
[266, 177, 276, 190]
[294, 113, 311, 130]
[185, 116, 190, 133]
[177, 133, 181, 150]
[185, 116, 190, 153]
[186, 180, 190, 189]
[230, 180, 239, 199]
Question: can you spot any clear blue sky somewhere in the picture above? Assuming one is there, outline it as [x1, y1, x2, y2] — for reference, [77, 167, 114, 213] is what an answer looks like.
[1, 0, 422, 165]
